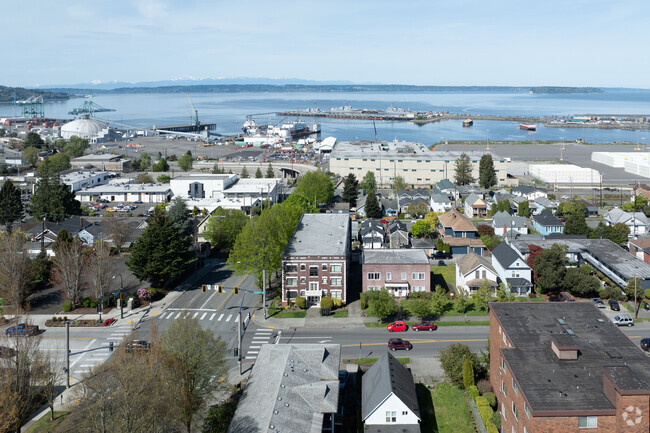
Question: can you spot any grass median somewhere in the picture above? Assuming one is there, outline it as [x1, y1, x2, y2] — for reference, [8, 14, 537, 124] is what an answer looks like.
[364, 320, 489, 328]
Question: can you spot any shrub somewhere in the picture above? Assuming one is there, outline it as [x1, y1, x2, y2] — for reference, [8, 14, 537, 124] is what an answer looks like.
[476, 378, 493, 395]
[63, 316, 68, 321]
[528, 292, 537, 299]
[295, 297, 306, 309]
[466, 385, 479, 399]
[332, 298, 342, 308]
[438, 344, 486, 388]
[81, 297, 98, 308]
[478, 405, 493, 425]
[486, 422, 499, 433]
[62, 301, 73, 312]
[484, 391, 497, 409]
[488, 411, 501, 430]
[599, 286, 626, 301]
[320, 296, 334, 310]
[462, 355, 475, 390]
[360, 296, 367, 310]
[475, 396, 490, 410]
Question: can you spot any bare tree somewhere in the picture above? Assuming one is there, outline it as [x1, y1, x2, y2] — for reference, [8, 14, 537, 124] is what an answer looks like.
[105, 217, 130, 252]
[0, 368, 20, 433]
[86, 241, 113, 303]
[52, 237, 85, 306]
[0, 231, 32, 315]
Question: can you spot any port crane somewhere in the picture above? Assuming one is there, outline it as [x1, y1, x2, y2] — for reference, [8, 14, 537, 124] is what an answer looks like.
[15, 95, 44, 118]
[187, 93, 200, 127]
[68, 101, 116, 116]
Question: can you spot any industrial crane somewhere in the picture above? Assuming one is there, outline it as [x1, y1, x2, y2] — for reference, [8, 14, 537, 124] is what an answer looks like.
[187, 93, 199, 126]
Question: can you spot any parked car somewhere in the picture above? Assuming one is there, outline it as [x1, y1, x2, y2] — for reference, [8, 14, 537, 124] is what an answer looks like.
[591, 298, 606, 308]
[609, 300, 620, 311]
[123, 340, 151, 352]
[640, 338, 650, 351]
[412, 322, 437, 332]
[134, 200, 143, 204]
[611, 314, 634, 327]
[388, 338, 412, 351]
[437, 260, 446, 267]
[387, 321, 408, 332]
[5, 323, 39, 337]
[103, 318, 117, 326]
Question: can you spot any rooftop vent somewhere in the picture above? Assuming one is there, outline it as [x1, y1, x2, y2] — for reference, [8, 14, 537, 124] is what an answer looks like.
[550, 334, 579, 360]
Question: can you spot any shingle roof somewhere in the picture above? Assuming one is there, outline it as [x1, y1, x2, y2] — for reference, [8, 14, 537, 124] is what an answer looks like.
[491, 242, 527, 268]
[438, 209, 478, 233]
[436, 179, 455, 190]
[492, 211, 527, 229]
[431, 193, 451, 204]
[456, 251, 496, 275]
[533, 210, 563, 227]
[605, 208, 648, 226]
[381, 198, 398, 210]
[362, 353, 421, 422]
[443, 237, 486, 247]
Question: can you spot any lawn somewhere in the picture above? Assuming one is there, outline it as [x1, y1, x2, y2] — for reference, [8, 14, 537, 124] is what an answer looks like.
[267, 308, 306, 318]
[333, 309, 349, 318]
[25, 412, 68, 433]
[364, 320, 489, 327]
[431, 264, 456, 289]
[416, 382, 475, 433]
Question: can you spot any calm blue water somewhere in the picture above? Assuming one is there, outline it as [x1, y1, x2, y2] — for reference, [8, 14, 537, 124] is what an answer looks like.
[3, 89, 650, 144]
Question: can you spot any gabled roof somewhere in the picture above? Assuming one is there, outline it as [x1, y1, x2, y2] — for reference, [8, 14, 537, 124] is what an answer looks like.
[492, 211, 527, 229]
[630, 238, 650, 250]
[28, 216, 91, 240]
[361, 218, 383, 229]
[534, 196, 556, 208]
[513, 185, 544, 195]
[362, 353, 420, 422]
[465, 193, 484, 207]
[389, 220, 407, 234]
[381, 198, 398, 210]
[456, 251, 496, 275]
[431, 193, 451, 204]
[533, 210, 563, 227]
[438, 209, 478, 233]
[605, 208, 648, 226]
[398, 188, 430, 200]
[436, 179, 455, 190]
[360, 226, 384, 237]
[492, 242, 528, 268]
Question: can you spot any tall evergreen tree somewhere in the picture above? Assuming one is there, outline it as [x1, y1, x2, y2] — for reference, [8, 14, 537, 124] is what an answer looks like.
[518, 200, 529, 217]
[167, 197, 192, 238]
[364, 190, 382, 219]
[0, 179, 24, 232]
[454, 153, 474, 186]
[478, 154, 497, 189]
[240, 166, 250, 178]
[342, 174, 359, 207]
[266, 163, 275, 178]
[29, 170, 81, 222]
[564, 215, 589, 235]
[359, 171, 376, 194]
[126, 211, 194, 287]
[255, 167, 263, 178]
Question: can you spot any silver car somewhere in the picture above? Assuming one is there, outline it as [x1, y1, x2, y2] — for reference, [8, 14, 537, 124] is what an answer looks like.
[611, 314, 634, 327]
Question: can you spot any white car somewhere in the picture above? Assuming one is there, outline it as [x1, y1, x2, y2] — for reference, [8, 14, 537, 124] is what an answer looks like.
[611, 314, 634, 327]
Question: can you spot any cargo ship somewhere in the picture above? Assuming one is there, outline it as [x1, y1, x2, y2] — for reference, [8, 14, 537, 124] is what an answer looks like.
[519, 123, 536, 131]
[462, 119, 473, 127]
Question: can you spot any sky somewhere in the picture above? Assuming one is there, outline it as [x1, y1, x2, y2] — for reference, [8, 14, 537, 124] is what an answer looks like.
[3, 0, 649, 88]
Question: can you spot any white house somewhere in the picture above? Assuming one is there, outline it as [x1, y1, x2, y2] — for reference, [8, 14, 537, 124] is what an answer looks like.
[362, 353, 421, 433]
[490, 242, 532, 295]
[604, 208, 648, 236]
[512, 185, 548, 201]
[360, 220, 385, 249]
[430, 193, 453, 212]
[491, 211, 528, 236]
[464, 193, 488, 218]
[455, 252, 499, 295]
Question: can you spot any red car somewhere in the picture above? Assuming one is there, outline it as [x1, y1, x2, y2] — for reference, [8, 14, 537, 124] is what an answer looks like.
[388, 338, 412, 351]
[379, 219, 389, 224]
[412, 321, 437, 332]
[387, 321, 408, 332]
[103, 318, 117, 326]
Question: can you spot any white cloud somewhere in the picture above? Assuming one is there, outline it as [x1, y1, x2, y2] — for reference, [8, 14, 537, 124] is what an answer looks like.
[136, 0, 169, 20]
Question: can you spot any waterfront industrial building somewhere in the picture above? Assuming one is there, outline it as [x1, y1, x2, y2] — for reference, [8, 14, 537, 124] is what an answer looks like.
[592, 151, 650, 178]
[328, 140, 511, 187]
[61, 170, 110, 192]
[70, 154, 131, 172]
[528, 164, 602, 184]
[75, 182, 172, 203]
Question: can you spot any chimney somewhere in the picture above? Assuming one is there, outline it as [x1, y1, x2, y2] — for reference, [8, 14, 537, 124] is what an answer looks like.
[550, 334, 579, 360]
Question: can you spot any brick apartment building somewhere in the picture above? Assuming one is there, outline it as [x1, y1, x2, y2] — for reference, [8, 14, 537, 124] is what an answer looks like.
[281, 213, 351, 307]
[361, 249, 431, 298]
[490, 302, 650, 433]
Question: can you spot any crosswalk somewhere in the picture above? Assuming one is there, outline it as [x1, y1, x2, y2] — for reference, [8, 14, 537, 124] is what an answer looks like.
[72, 325, 132, 377]
[158, 310, 240, 322]
[245, 328, 273, 360]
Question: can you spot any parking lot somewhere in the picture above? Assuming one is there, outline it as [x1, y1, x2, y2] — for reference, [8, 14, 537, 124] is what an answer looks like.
[85, 201, 154, 217]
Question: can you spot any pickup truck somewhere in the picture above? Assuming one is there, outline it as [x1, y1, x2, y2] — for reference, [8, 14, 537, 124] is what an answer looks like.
[5, 323, 40, 336]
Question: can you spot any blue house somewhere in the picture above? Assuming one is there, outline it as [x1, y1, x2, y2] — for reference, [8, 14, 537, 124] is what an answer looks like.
[532, 210, 564, 237]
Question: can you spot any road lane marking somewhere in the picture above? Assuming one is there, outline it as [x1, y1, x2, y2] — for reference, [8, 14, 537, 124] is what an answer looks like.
[340, 338, 488, 348]
[192, 312, 199, 318]
[235, 315, 239, 323]
[200, 313, 207, 320]
[247, 350, 259, 354]
[152, 311, 159, 316]
[249, 345, 261, 349]
[69, 339, 97, 370]
[245, 356, 257, 359]
[167, 308, 218, 312]
[166, 313, 173, 320]
[209, 313, 216, 320]
[200, 287, 221, 309]
[215, 290, 234, 311]
[256, 329, 273, 333]
[218, 314, 224, 321]
[107, 337, 125, 340]
[226, 314, 232, 321]
[175, 312, 182, 319]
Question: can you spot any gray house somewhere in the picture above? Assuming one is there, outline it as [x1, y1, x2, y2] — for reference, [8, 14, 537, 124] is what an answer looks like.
[388, 220, 409, 248]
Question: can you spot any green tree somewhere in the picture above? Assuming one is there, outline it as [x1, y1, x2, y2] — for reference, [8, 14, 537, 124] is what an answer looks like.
[359, 171, 376, 194]
[393, 175, 407, 192]
[168, 197, 193, 238]
[178, 151, 193, 172]
[367, 290, 397, 321]
[342, 173, 359, 207]
[63, 136, 89, 158]
[152, 159, 169, 172]
[0, 179, 23, 232]
[135, 173, 154, 184]
[430, 285, 449, 316]
[564, 214, 589, 235]
[424, 211, 441, 228]
[295, 169, 334, 205]
[204, 208, 249, 251]
[462, 355, 475, 390]
[126, 210, 194, 286]
[497, 199, 510, 213]
[410, 220, 432, 238]
[564, 265, 601, 298]
[556, 200, 588, 217]
[140, 152, 152, 170]
[22, 146, 39, 166]
[623, 278, 644, 317]
[240, 166, 250, 178]
[453, 288, 469, 313]
[162, 315, 228, 433]
[488, 203, 498, 217]
[266, 163, 275, 178]
[621, 195, 648, 212]
[282, 193, 319, 213]
[478, 154, 497, 189]
[439, 344, 485, 388]
[404, 298, 431, 319]
[454, 152, 474, 186]
[473, 280, 494, 312]
[24, 131, 44, 148]
[254, 167, 263, 178]
[157, 174, 171, 183]
[38, 153, 70, 175]
[364, 190, 382, 219]
[29, 170, 82, 222]
[534, 244, 568, 295]
[496, 283, 515, 302]
[29, 250, 52, 292]
[608, 222, 630, 245]
[202, 400, 238, 433]
[518, 200, 529, 217]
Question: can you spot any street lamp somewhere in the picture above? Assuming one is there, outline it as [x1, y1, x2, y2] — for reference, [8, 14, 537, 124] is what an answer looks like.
[237, 261, 267, 320]
[112, 274, 124, 319]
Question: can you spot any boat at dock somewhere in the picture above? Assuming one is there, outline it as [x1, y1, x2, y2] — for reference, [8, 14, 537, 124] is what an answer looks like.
[519, 123, 536, 131]
[463, 119, 473, 127]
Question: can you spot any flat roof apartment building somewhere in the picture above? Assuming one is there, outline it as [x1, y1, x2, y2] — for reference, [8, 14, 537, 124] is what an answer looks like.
[329, 140, 510, 187]
[490, 302, 650, 433]
[282, 213, 351, 307]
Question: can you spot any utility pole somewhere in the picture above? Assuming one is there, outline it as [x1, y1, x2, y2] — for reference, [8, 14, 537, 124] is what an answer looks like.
[65, 320, 70, 388]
